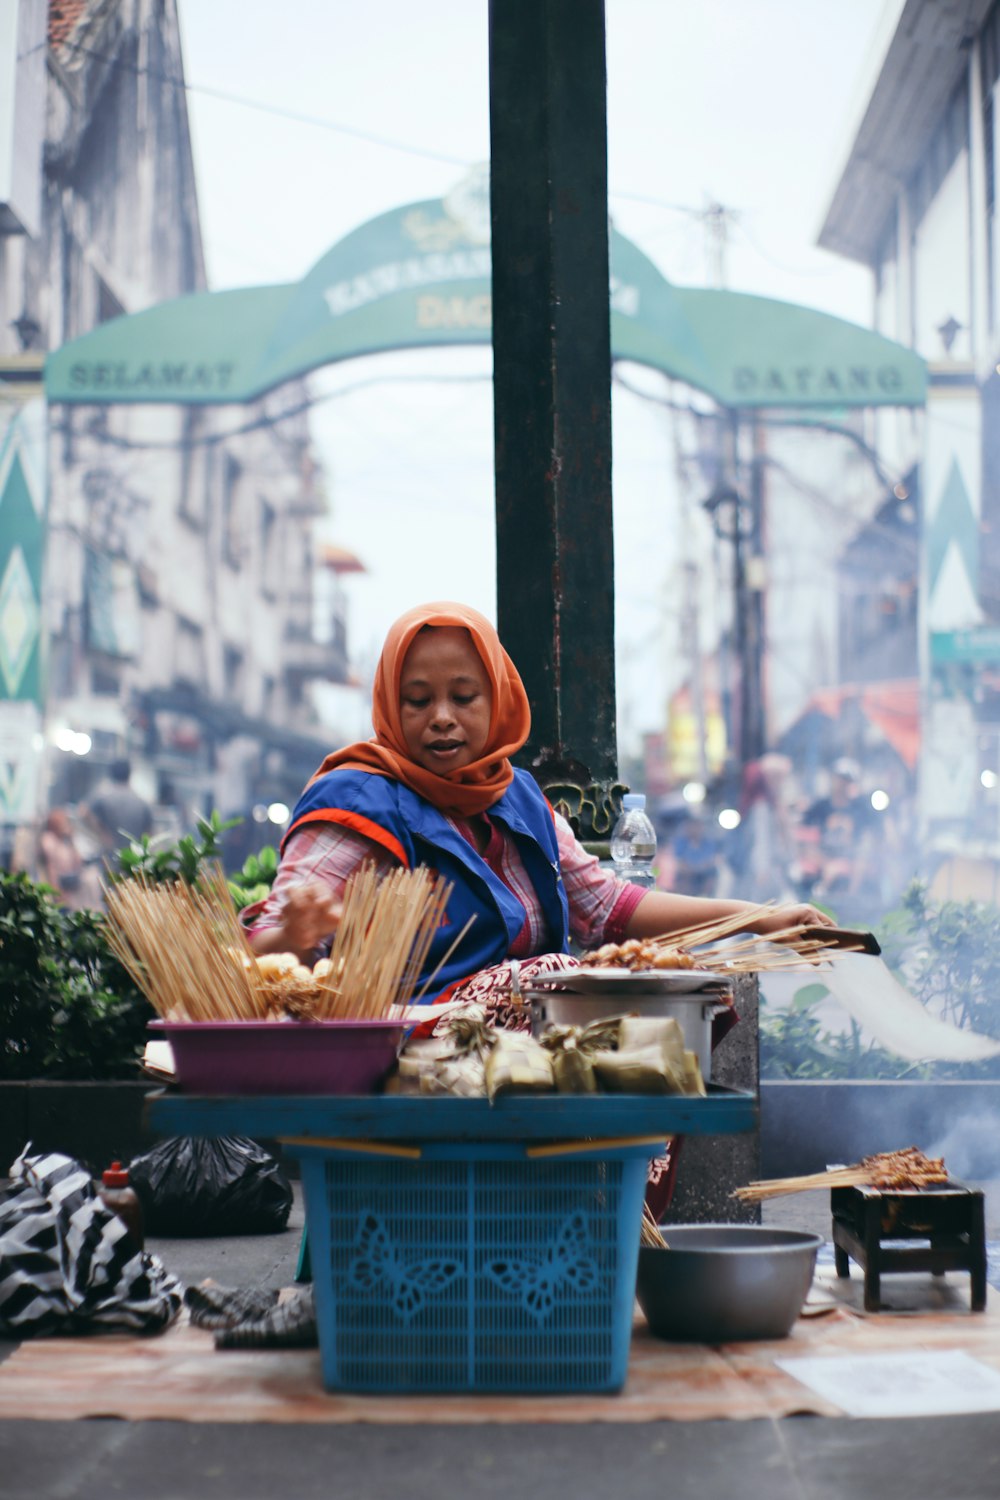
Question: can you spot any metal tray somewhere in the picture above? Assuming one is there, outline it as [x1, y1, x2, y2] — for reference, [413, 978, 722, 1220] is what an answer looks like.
[527, 968, 728, 996]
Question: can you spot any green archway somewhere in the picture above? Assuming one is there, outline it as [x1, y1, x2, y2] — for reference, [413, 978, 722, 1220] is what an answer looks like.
[44, 184, 926, 410]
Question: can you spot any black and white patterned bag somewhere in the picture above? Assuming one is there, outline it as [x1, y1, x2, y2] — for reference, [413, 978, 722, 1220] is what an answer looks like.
[0, 1147, 183, 1337]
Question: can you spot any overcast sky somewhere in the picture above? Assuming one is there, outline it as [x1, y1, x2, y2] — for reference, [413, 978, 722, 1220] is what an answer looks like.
[175, 0, 901, 748]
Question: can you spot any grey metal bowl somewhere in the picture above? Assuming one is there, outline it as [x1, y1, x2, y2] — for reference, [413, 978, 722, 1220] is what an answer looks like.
[635, 1224, 823, 1343]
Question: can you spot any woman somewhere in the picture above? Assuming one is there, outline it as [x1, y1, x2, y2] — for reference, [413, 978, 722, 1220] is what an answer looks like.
[248, 601, 831, 993]
[38, 809, 87, 911]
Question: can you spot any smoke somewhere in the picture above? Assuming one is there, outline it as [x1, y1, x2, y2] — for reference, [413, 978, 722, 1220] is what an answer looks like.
[925, 1110, 1000, 1183]
[762, 1083, 1000, 1180]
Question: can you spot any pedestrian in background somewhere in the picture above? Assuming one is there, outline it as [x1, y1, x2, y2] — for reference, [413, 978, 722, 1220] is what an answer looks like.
[670, 812, 721, 897]
[798, 757, 878, 911]
[84, 758, 153, 866]
[738, 753, 798, 903]
[37, 809, 89, 909]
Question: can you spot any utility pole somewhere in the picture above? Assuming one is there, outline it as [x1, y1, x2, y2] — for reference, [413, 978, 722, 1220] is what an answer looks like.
[669, 398, 710, 785]
[489, 0, 620, 839]
[702, 201, 736, 290]
[745, 420, 768, 763]
[699, 200, 767, 773]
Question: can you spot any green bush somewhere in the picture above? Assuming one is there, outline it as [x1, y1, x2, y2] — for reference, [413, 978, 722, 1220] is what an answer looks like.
[1, 812, 279, 1080]
[0, 872, 150, 1079]
[760, 980, 920, 1080]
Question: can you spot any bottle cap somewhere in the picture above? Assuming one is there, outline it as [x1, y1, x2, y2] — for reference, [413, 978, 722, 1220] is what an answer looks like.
[102, 1161, 129, 1188]
[622, 793, 646, 810]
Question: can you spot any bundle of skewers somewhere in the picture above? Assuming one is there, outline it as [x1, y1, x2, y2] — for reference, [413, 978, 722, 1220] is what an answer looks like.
[733, 1147, 949, 1203]
[579, 902, 868, 976]
[103, 862, 460, 1024]
[640, 1201, 670, 1249]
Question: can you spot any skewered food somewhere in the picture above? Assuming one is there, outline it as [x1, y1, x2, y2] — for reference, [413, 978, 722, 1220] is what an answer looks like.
[577, 903, 873, 976]
[857, 1146, 949, 1190]
[734, 1146, 948, 1202]
[580, 940, 695, 971]
[103, 863, 459, 1023]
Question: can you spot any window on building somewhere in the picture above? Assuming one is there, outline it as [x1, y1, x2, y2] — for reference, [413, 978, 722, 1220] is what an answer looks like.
[223, 643, 245, 699]
[175, 618, 205, 687]
[91, 663, 120, 696]
[259, 497, 278, 599]
[178, 410, 206, 527]
[221, 453, 247, 567]
[986, 87, 996, 332]
[907, 77, 968, 230]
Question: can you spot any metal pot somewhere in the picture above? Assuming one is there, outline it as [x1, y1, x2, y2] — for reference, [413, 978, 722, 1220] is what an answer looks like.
[635, 1224, 823, 1342]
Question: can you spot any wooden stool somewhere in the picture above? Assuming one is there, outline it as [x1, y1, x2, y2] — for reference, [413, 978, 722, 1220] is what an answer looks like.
[831, 1180, 986, 1312]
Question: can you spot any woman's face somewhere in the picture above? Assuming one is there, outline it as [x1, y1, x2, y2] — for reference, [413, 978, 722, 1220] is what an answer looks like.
[399, 626, 492, 774]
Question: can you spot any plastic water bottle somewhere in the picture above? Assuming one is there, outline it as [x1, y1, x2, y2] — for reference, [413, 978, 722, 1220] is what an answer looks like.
[610, 793, 658, 889]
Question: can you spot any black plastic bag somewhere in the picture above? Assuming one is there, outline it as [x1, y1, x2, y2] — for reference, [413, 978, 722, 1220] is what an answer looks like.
[128, 1136, 293, 1237]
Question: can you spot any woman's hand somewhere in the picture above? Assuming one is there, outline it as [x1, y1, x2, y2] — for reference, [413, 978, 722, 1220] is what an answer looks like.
[752, 902, 836, 938]
[283, 882, 343, 952]
[249, 881, 343, 962]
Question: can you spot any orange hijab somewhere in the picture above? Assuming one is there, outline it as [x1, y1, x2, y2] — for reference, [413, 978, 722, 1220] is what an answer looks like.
[308, 601, 532, 817]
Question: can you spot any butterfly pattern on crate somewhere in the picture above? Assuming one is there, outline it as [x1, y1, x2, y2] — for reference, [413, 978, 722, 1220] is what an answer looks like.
[484, 1212, 601, 1324]
[345, 1212, 463, 1324]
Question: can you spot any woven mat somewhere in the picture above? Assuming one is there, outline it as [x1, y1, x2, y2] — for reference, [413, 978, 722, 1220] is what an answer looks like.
[0, 1266, 997, 1424]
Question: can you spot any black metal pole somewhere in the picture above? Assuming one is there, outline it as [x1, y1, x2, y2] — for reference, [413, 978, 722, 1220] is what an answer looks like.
[488, 0, 620, 839]
[745, 418, 768, 762]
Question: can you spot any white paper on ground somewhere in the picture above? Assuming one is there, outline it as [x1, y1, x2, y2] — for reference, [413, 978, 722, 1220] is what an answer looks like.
[814, 952, 1000, 1063]
[775, 1350, 1000, 1417]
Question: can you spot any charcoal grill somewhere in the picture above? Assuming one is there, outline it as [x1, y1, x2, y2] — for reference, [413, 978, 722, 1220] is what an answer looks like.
[831, 1179, 986, 1312]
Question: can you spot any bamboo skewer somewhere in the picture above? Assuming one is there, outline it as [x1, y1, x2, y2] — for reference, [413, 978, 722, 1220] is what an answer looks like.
[734, 1148, 949, 1202]
[734, 1168, 884, 1202]
[644, 901, 781, 950]
[312, 865, 456, 1020]
[578, 901, 871, 978]
[103, 867, 268, 1021]
[105, 861, 462, 1025]
[640, 1201, 669, 1249]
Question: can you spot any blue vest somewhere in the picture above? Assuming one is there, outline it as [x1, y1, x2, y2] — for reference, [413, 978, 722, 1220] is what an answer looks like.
[284, 767, 570, 999]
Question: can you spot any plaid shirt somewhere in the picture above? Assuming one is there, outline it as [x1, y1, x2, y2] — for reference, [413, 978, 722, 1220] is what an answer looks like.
[247, 810, 643, 954]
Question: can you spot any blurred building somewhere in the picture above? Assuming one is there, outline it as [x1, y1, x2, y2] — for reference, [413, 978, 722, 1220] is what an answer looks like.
[656, 398, 911, 806]
[818, 0, 1000, 883]
[0, 0, 353, 856]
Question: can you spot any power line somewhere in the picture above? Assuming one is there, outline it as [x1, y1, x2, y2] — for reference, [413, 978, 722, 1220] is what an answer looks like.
[48, 371, 492, 451]
[609, 187, 706, 214]
[613, 368, 910, 497]
[60, 40, 471, 167]
[731, 216, 847, 280]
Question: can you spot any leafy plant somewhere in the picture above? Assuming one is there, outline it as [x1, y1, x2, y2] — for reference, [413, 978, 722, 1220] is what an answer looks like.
[0, 872, 151, 1080]
[227, 844, 279, 912]
[761, 880, 1000, 1080]
[759, 980, 916, 1080]
[1, 811, 280, 1079]
[876, 881, 1000, 1041]
[113, 809, 241, 886]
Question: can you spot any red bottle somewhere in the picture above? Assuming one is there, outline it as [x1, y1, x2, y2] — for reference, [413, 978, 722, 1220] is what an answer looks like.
[99, 1161, 145, 1248]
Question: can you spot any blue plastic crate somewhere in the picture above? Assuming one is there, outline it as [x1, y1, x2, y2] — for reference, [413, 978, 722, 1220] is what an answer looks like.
[297, 1140, 650, 1394]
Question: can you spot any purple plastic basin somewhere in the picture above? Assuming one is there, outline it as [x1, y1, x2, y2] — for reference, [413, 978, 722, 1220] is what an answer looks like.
[150, 1019, 406, 1095]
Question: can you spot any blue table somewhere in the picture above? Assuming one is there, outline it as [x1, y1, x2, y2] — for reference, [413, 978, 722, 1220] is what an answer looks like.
[144, 1084, 757, 1145]
[145, 1086, 757, 1393]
